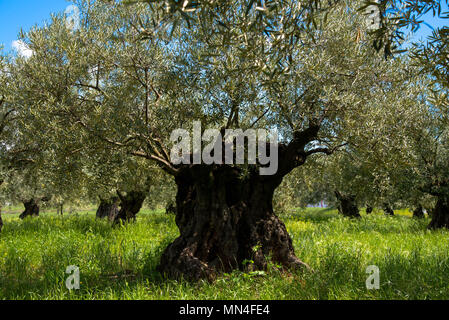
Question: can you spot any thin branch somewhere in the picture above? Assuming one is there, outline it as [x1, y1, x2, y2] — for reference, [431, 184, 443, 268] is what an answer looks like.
[249, 108, 270, 128]
[305, 142, 349, 157]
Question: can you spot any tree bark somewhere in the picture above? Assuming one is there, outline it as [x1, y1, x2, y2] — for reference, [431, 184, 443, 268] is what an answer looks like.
[156, 125, 322, 280]
[96, 197, 119, 220]
[19, 199, 40, 219]
[0, 180, 3, 232]
[383, 203, 394, 216]
[157, 165, 309, 281]
[113, 191, 147, 224]
[334, 191, 361, 218]
[0, 204, 3, 233]
[428, 196, 449, 229]
[413, 204, 425, 219]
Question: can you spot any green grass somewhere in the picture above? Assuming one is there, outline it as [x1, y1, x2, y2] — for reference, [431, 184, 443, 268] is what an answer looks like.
[0, 207, 448, 300]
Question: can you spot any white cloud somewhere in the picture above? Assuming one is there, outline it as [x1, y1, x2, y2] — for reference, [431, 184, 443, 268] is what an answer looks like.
[11, 40, 33, 59]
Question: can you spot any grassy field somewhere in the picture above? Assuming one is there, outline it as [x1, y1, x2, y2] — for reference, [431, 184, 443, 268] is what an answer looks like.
[0, 207, 448, 300]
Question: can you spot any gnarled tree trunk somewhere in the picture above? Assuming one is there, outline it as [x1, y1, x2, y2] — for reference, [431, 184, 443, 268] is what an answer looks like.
[96, 197, 119, 221]
[157, 165, 308, 281]
[57, 203, 64, 216]
[0, 180, 3, 232]
[413, 204, 425, 219]
[19, 199, 40, 219]
[334, 191, 360, 218]
[383, 203, 394, 216]
[428, 197, 449, 229]
[165, 201, 176, 215]
[156, 124, 325, 280]
[113, 191, 147, 224]
[366, 205, 373, 214]
[0, 204, 3, 233]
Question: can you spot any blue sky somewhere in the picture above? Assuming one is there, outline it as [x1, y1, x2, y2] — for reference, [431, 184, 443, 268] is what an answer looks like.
[0, 1, 70, 52]
[411, 5, 449, 43]
[0, 0, 447, 53]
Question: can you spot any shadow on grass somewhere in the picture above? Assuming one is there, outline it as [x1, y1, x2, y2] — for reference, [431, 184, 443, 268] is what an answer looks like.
[1, 212, 175, 239]
[0, 238, 176, 299]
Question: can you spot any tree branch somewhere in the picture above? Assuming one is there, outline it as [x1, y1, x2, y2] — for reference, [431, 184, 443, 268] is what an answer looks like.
[305, 142, 348, 157]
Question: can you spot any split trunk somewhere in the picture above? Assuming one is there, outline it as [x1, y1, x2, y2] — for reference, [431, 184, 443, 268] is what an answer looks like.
[157, 125, 321, 280]
[19, 199, 40, 219]
[96, 197, 120, 221]
[113, 191, 147, 224]
[157, 165, 308, 281]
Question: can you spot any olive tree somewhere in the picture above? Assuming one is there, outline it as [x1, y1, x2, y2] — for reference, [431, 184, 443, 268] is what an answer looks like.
[12, 0, 420, 280]
[276, 53, 429, 219]
[82, 147, 159, 223]
[0, 48, 9, 231]
[396, 82, 449, 228]
[386, 0, 449, 226]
